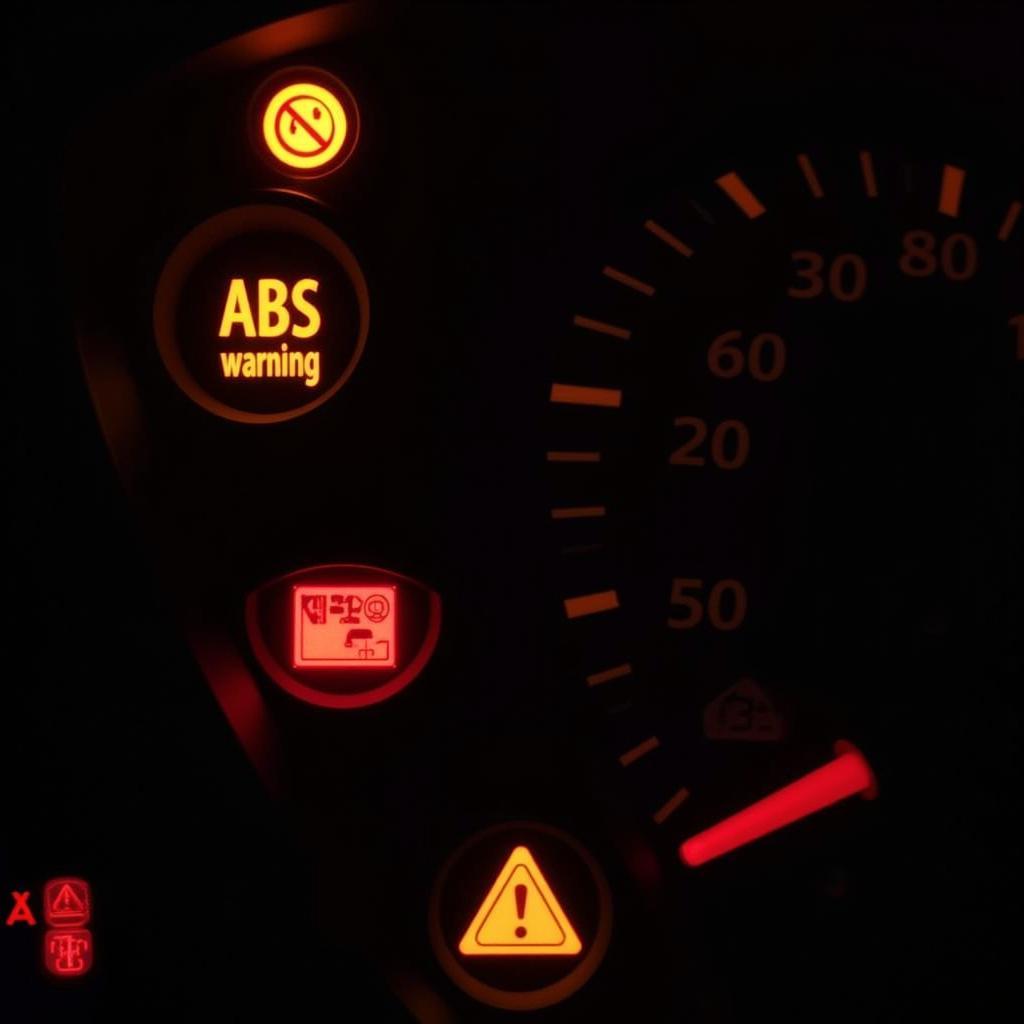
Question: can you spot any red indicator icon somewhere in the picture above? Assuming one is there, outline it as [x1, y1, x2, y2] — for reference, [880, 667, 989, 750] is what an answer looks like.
[680, 741, 877, 867]
[247, 564, 441, 709]
[459, 846, 582, 956]
[44, 878, 91, 927]
[6, 891, 36, 926]
[44, 929, 92, 977]
[293, 585, 397, 668]
[703, 678, 784, 741]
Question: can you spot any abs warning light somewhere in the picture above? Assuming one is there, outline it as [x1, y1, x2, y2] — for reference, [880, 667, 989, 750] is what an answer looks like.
[430, 822, 612, 1011]
[154, 205, 369, 424]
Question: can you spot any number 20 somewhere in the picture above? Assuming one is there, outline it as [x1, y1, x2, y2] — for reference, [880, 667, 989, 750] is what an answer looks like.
[669, 418, 750, 469]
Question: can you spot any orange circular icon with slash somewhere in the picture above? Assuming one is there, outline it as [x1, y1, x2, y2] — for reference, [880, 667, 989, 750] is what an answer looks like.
[259, 71, 358, 176]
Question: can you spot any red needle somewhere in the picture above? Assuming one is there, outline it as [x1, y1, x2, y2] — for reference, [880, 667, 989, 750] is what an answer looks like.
[679, 741, 877, 868]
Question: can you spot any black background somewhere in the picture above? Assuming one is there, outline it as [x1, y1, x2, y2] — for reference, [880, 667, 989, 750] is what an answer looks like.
[2, 3, 1021, 1021]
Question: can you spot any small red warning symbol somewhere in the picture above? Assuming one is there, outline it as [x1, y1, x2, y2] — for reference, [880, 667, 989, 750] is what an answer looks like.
[44, 929, 92, 976]
[459, 846, 582, 956]
[293, 585, 397, 669]
[43, 878, 91, 927]
[704, 678, 783, 741]
[302, 593, 327, 625]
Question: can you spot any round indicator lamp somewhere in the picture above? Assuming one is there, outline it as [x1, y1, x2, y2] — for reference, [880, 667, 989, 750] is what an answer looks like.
[153, 205, 369, 424]
[430, 822, 613, 1011]
[255, 68, 359, 177]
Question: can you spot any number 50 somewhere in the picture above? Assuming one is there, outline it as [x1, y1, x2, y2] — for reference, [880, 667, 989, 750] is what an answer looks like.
[668, 578, 747, 631]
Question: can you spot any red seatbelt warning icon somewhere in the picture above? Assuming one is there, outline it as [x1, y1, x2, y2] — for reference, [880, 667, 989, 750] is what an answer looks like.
[293, 585, 397, 668]
[43, 878, 91, 927]
[459, 846, 582, 956]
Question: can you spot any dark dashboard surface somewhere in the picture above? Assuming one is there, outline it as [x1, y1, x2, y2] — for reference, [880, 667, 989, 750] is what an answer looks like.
[2, 3, 1021, 1020]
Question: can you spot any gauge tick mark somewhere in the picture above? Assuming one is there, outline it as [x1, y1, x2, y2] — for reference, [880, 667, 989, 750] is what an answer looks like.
[573, 315, 632, 340]
[549, 383, 623, 408]
[619, 736, 660, 766]
[602, 266, 655, 297]
[689, 199, 716, 224]
[715, 171, 766, 218]
[551, 506, 606, 520]
[939, 164, 966, 217]
[859, 150, 879, 197]
[644, 219, 694, 257]
[564, 589, 620, 619]
[998, 200, 1021, 241]
[653, 787, 690, 825]
[586, 663, 633, 687]
[546, 450, 602, 463]
[796, 153, 824, 198]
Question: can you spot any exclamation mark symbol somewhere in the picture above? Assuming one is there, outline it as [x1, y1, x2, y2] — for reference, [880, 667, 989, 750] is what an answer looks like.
[514, 883, 527, 938]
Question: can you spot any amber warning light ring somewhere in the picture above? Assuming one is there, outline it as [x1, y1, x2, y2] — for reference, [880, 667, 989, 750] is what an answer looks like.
[153, 205, 369, 424]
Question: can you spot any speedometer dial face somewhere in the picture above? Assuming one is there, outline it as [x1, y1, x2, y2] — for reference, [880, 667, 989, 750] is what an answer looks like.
[546, 144, 1021, 1013]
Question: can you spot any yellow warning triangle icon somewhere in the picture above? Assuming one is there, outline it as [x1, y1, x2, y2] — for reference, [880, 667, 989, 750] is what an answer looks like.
[458, 845, 582, 956]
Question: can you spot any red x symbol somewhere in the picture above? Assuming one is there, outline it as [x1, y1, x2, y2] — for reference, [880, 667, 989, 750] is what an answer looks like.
[6, 891, 36, 926]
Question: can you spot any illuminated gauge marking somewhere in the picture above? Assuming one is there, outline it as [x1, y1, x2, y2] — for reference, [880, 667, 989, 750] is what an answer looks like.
[549, 383, 622, 408]
[714, 170, 767, 218]
[429, 822, 612, 1011]
[859, 149, 880, 196]
[938, 163, 966, 217]
[602, 266, 656, 296]
[796, 152, 825, 198]
[572, 314, 632, 340]
[256, 71, 359, 176]
[998, 200, 1021, 240]
[644, 218, 694, 257]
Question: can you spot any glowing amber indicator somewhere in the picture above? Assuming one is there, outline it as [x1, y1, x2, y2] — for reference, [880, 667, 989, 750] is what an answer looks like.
[430, 822, 612, 1011]
[154, 205, 369, 424]
[247, 565, 440, 709]
[257, 71, 359, 177]
[459, 846, 582, 957]
[293, 585, 397, 668]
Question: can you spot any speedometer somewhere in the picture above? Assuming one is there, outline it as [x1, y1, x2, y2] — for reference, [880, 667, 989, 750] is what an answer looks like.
[547, 141, 1021, 1015]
